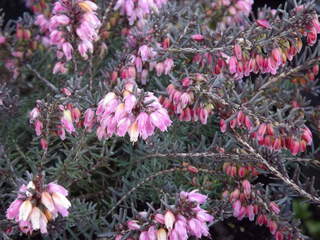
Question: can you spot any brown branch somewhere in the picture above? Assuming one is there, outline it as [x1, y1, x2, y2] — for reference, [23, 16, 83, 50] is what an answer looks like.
[26, 64, 59, 93]
[234, 133, 320, 205]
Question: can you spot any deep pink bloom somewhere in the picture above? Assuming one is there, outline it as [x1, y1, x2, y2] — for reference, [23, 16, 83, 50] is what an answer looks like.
[191, 34, 204, 41]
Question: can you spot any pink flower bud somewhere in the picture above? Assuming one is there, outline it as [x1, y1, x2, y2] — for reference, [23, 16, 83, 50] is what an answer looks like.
[256, 19, 272, 29]
[268, 220, 277, 235]
[242, 179, 251, 195]
[34, 120, 43, 136]
[269, 201, 280, 215]
[275, 231, 284, 240]
[234, 44, 242, 60]
[127, 220, 141, 230]
[154, 213, 165, 224]
[229, 56, 237, 74]
[191, 34, 204, 41]
[40, 138, 48, 150]
[246, 205, 255, 221]
[220, 119, 227, 133]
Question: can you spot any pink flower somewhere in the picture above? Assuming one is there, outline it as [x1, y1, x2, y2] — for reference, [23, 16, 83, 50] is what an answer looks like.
[0, 35, 6, 44]
[256, 19, 272, 29]
[181, 189, 208, 204]
[127, 220, 141, 230]
[53, 62, 68, 74]
[154, 213, 165, 224]
[163, 58, 174, 74]
[269, 201, 280, 215]
[6, 199, 23, 221]
[61, 110, 75, 134]
[62, 42, 73, 61]
[6, 180, 71, 235]
[191, 34, 204, 41]
[164, 210, 175, 230]
[34, 120, 43, 136]
[242, 179, 251, 195]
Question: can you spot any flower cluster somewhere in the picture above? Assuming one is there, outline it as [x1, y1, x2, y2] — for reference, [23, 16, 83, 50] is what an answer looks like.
[160, 75, 213, 124]
[95, 82, 172, 142]
[115, 190, 214, 240]
[114, 0, 168, 25]
[6, 178, 71, 235]
[223, 162, 261, 178]
[251, 124, 313, 155]
[291, 63, 319, 85]
[220, 111, 313, 155]
[29, 102, 82, 146]
[211, 0, 254, 30]
[226, 10, 320, 79]
[38, 0, 101, 73]
[222, 164, 293, 240]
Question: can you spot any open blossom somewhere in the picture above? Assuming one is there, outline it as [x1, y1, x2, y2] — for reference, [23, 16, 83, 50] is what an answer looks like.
[114, 0, 168, 25]
[6, 178, 71, 235]
[46, 0, 101, 73]
[95, 82, 172, 142]
[117, 190, 213, 240]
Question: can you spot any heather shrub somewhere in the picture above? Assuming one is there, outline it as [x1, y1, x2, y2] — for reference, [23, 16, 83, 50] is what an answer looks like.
[1, 0, 320, 239]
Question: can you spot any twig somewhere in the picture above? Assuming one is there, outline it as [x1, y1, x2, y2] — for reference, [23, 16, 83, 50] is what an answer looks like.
[234, 133, 320, 205]
[26, 64, 59, 93]
[258, 56, 320, 91]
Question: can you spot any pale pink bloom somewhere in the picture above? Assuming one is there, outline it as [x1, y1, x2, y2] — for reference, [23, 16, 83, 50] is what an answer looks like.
[51, 193, 71, 217]
[187, 218, 202, 238]
[196, 210, 214, 222]
[155, 62, 164, 76]
[53, 62, 68, 74]
[61, 110, 75, 134]
[180, 189, 208, 204]
[242, 179, 251, 195]
[57, 125, 66, 140]
[234, 44, 242, 60]
[164, 210, 175, 230]
[29, 107, 40, 122]
[269, 201, 280, 215]
[19, 200, 33, 221]
[40, 138, 48, 150]
[246, 205, 255, 221]
[163, 58, 174, 74]
[49, 30, 64, 45]
[139, 45, 151, 62]
[147, 226, 157, 240]
[233, 200, 241, 218]
[47, 182, 69, 196]
[84, 108, 95, 130]
[229, 56, 237, 74]
[34, 120, 43, 136]
[53, 1, 67, 14]
[154, 213, 165, 224]
[19, 220, 33, 234]
[0, 35, 6, 44]
[62, 42, 73, 61]
[78, 40, 94, 59]
[35, 14, 49, 32]
[6, 199, 23, 221]
[49, 15, 70, 30]
[127, 220, 141, 230]
[117, 117, 132, 136]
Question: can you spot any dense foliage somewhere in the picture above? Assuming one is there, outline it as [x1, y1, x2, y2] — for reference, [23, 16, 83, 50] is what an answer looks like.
[1, 0, 320, 239]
